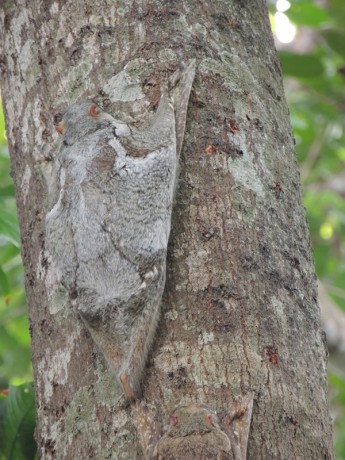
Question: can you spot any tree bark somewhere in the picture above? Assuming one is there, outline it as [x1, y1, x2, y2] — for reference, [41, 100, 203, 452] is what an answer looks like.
[0, 1, 334, 459]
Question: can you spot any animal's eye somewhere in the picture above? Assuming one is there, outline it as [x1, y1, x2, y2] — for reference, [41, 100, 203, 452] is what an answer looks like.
[54, 112, 63, 124]
[89, 103, 100, 118]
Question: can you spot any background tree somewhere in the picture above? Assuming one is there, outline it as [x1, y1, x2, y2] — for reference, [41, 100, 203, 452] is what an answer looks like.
[0, 0, 342, 458]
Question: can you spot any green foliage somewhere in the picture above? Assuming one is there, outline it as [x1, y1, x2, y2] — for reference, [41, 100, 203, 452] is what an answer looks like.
[0, 383, 36, 460]
[287, 3, 328, 27]
[329, 374, 345, 460]
[279, 52, 324, 78]
[0, 102, 31, 389]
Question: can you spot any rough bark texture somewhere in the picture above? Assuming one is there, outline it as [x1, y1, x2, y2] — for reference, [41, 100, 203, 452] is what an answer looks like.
[0, 1, 334, 459]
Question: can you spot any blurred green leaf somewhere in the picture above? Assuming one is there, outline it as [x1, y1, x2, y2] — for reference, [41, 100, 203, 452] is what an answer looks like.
[288, 4, 328, 27]
[0, 185, 15, 198]
[322, 31, 345, 58]
[0, 324, 32, 382]
[279, 52, 324, 78]
[0, 244, 20, 266]
[0, 383, 36, 460]
[0, 211, 20, 247]
[0, 268, 9, 297]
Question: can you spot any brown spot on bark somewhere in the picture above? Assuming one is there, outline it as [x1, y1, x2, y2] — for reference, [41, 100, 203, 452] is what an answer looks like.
[264, 346, 278, 365]
[226, 117, 239, 133]
[120, 372, 136, 401]
[205, 144, 217, 155]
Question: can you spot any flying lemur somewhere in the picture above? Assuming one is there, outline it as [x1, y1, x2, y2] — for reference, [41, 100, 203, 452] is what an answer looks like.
[45, 60, 196, 400]
[152, 405, 233, 459]
[134, 397, 254, 459]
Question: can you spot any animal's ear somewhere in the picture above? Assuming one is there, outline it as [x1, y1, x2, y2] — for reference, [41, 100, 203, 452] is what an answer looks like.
[88, 103, 100, 118]
[54, 113, 64, 134]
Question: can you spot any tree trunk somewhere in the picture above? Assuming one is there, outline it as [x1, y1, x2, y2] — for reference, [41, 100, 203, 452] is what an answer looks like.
[0, 1, 334, 459]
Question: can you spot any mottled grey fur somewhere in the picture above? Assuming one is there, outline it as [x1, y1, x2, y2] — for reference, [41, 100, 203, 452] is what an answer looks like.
[45, 60, 195, 400]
